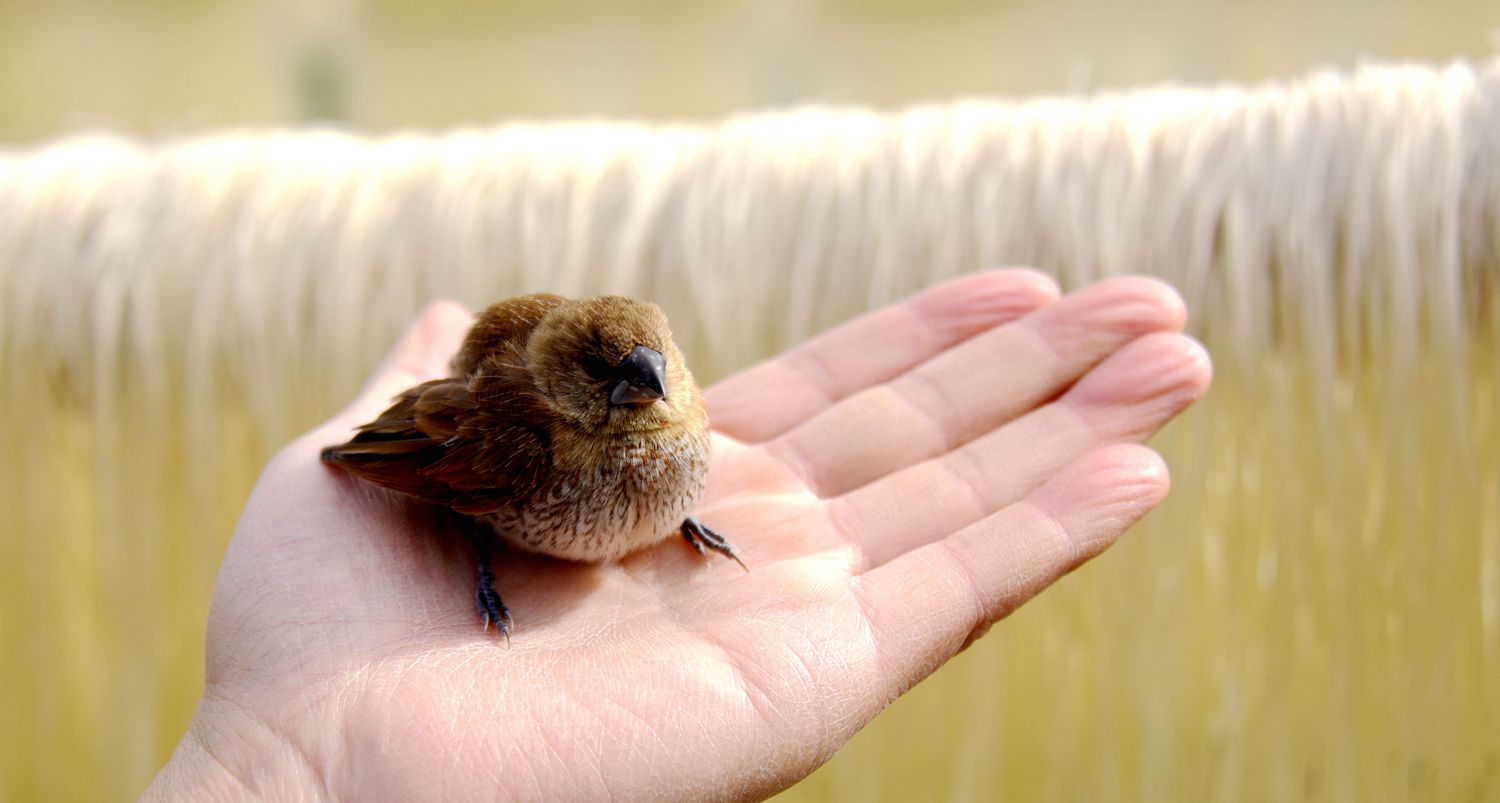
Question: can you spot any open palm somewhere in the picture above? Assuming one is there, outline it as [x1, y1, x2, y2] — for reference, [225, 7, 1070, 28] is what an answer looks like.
[146, 270, 1209, 801]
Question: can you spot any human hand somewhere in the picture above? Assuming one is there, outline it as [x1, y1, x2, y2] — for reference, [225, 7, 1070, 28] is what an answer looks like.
[144, 270, 1209, 801]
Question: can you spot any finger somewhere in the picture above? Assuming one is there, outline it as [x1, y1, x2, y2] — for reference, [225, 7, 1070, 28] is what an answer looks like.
[829, 332, 1209, 568]
[854, 444, 1169, 699]
[705, 268, 1059, 442]
[323, 300, 475, 436]
[770, 277, 1185, 498]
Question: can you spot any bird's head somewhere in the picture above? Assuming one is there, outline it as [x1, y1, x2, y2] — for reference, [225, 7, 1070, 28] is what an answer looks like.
[526, 296, 704, 432]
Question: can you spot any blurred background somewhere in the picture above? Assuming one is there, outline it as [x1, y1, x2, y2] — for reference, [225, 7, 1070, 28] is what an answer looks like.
[1, 0, 1498, 800]
[3, 0, 1497, 139]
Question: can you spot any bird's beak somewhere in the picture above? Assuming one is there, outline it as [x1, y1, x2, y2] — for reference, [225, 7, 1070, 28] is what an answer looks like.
[610, 344, 667, 406]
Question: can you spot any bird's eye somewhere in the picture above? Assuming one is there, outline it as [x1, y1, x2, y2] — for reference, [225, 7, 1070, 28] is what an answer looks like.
[579, 354, 614, 380]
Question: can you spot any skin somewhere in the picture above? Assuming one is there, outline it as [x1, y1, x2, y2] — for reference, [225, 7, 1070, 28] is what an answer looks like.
[143, 269, 1211, 801]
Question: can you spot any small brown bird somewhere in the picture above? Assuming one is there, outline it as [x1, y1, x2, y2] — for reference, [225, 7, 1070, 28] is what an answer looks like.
[321, 294, 742, 638]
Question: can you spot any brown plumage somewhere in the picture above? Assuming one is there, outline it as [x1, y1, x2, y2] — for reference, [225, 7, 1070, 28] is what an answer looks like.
[321, 294, 742, 636]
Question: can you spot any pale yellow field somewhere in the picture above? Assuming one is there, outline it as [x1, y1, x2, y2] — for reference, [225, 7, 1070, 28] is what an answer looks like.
[1, 2, 1498, 800]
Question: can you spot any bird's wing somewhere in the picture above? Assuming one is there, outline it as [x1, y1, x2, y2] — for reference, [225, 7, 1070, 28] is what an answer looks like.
[320, 364, 553, 516]
[449, 293, 569, 377]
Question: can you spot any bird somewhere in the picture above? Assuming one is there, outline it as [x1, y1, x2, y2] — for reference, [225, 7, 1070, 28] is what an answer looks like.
[320, 293, 743, 640]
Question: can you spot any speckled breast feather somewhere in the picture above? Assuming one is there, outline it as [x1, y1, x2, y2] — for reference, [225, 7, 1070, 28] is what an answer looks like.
[481, 426, 710, 562]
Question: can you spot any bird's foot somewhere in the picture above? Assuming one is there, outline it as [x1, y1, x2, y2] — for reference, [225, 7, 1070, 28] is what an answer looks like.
[476, 559, 513, 645]
[680, 516, 747, 571]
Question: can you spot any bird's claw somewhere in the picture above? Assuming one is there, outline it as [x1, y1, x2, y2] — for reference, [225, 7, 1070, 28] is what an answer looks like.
[477, 560, 513, 645]
[680, 516, 748, 571]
